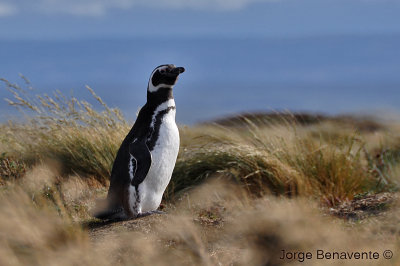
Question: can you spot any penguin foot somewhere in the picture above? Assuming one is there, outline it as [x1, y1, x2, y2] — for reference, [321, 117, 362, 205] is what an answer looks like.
[136, 210, 166, 218]
[93, 206, 126, 221]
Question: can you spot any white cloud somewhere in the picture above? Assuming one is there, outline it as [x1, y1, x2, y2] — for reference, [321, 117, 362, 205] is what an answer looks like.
[0, 2, 17, 16]
[142, 0, 280, 11]
[1, 0, 281, 17]
[37, 0, 135, 16]
[2, 0, 398, 17]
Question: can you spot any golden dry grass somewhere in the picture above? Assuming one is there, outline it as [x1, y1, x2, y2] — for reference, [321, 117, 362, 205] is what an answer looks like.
[0, 173, 399, 266]
[1, 78, 400, 265]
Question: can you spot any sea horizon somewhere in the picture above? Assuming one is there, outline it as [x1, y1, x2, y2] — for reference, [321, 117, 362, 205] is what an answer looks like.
[1, 34, 399, 124]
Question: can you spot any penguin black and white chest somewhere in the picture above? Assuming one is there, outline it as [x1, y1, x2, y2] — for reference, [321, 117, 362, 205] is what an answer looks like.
[95, 64, 185, 220]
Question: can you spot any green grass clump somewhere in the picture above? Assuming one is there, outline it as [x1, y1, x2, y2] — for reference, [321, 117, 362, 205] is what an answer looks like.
[0, 154, 27, 184]
[169, 145, 298, 199]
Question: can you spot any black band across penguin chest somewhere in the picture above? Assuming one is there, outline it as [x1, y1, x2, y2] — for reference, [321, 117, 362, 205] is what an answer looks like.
[146, 106, 176, 151]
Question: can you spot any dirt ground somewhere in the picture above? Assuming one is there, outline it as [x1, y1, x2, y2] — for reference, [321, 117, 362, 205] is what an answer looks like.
[85, 191, 399, 266]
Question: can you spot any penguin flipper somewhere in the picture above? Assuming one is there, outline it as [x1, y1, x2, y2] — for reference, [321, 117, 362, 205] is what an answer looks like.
[129, 138, 152, 187]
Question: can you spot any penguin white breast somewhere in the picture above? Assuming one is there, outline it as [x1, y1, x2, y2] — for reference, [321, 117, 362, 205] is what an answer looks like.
[139, 101, 180, 212]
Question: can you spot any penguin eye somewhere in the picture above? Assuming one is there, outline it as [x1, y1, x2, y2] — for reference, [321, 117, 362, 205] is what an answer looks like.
[160, 69, 166, 74]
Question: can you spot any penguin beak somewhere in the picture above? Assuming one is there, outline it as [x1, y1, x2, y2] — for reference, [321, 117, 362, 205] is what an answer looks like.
[171, 67, 185, 75]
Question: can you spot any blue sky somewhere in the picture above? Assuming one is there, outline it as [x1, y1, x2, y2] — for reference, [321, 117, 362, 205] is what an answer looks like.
[1, 0, 400, 123]
[1, 0, 400, 40]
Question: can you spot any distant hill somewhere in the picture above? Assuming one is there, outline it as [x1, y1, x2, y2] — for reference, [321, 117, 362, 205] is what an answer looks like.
[203, 112, 383, 132]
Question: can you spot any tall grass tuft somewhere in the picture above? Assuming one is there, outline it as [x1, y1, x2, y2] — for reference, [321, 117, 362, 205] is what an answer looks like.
[1, 77, 129, 183]
[170, 121, 395, 205]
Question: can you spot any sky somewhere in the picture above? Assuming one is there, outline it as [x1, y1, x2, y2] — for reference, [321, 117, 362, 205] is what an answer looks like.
[1, 0, 400, 123]
[1, 0, 400, 40]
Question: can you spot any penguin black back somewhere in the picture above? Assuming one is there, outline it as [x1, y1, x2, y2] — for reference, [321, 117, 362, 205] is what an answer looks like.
[94, 64, 185, 220]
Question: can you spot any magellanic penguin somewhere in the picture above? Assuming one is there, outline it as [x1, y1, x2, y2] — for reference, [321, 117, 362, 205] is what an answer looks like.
[94, 64, 185, 220]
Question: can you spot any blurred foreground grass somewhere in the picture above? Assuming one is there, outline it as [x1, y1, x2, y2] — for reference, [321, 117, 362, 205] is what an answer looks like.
[0, 78, 400, 265]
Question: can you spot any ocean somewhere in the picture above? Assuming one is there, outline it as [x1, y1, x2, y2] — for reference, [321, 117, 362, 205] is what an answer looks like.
[1, 34, 399, 124]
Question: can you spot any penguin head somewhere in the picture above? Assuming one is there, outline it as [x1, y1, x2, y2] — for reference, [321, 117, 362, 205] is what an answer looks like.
[148, 64, 185, 93]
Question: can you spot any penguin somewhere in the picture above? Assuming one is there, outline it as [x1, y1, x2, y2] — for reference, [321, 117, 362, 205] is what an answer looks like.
[94, 64, 185, 220]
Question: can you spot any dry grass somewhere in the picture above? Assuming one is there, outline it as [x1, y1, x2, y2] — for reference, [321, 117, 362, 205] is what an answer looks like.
[170, 120, 398, 205]
[0, 174, 399, 266]
[1, 78, 400, 265]
[1, 77, 128, 183]
[2, 78, 399, 204]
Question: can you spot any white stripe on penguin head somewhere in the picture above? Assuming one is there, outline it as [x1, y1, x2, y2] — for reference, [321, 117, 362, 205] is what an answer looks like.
[147, 64, 176, 92]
